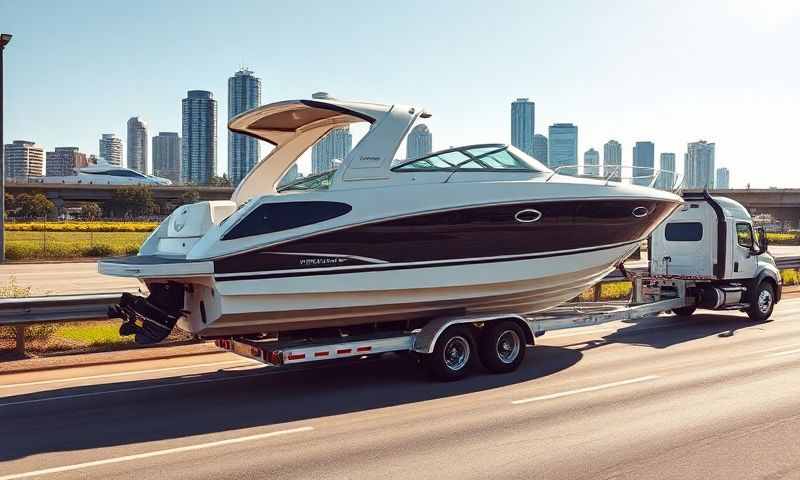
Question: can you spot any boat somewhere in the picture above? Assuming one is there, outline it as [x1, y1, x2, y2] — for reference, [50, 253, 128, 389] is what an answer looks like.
[33, 159, 173, 186]
[98, 95, 683, 344]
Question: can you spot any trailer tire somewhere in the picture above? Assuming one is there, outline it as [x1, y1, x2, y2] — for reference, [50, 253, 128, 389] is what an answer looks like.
[747, 281, 775, 322]
[672, 306, 696, 318]
[424, 326, 476, 381]
[478, 321, 526, 374]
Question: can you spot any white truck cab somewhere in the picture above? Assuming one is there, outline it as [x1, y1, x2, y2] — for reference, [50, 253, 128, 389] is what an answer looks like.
[649, 191, 781, 320]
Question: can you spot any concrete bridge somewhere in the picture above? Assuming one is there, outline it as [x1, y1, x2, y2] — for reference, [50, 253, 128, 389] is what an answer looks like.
[686, 188, 800, 228]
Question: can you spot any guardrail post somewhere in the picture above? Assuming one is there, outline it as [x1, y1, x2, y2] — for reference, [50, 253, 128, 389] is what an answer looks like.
[14, 325, 25, 356]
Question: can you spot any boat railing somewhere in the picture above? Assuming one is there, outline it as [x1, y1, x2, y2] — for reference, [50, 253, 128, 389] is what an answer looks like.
[545, 165, 684, 193]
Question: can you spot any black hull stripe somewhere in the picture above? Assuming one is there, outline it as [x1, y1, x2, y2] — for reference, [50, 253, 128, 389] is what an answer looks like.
[214, 240, 638, 282]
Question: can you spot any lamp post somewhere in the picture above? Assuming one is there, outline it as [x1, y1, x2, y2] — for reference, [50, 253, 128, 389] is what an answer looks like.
[0, 33, 11, 263]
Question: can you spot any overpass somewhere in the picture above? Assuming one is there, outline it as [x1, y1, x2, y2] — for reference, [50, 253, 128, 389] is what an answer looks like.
[6, 183, 234, 212]
[686, 188, 800, 228]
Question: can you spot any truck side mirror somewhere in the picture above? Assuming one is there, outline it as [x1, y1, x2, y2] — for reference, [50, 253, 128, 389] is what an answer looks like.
[754, 226, 768, 255]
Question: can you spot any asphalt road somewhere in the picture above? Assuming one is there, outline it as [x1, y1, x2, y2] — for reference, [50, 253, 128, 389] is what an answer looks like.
[3, 244, 798, 296]
[1, 299, 800, 479]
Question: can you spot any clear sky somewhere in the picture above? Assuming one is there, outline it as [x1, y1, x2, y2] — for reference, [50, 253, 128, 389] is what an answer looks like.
[2, 0, 799, 187]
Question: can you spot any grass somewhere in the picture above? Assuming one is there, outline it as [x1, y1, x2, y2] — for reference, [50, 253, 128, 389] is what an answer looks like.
[6, 221, 158, 233]
[55, 322, 133, 347]
[781, 269, 800, 287]
[6, 231, 147, 260]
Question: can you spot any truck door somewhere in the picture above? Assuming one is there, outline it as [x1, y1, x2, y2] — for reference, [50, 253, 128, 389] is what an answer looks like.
[730, 221, 758, 279]
[650, 203, 715, 276]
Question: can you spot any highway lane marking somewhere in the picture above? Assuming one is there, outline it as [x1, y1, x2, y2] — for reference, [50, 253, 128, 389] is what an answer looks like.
[749, 343, 800, 355]
[0, 426, 314, 480]
[511, 375, 660, 405]
[765, 348, 800, 358]
[0, 360, 258, 389]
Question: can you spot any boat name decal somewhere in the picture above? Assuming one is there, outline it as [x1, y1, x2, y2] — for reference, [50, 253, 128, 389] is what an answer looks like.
[360, 156, 381, 163]
[299, 257, 350, 266]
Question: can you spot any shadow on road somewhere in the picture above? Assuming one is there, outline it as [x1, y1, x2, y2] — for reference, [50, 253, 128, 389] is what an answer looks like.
[0, 345, 581, 461]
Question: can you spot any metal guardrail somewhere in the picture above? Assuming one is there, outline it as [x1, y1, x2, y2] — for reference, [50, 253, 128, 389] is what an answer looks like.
[1, 256, 799, 355]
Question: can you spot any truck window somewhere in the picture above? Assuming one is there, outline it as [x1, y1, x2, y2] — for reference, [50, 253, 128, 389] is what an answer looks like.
[736, 222, 754, 248]
[665, 222, 703, 241]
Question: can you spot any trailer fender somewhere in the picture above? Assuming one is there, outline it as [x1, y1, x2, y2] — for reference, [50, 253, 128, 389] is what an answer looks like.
[413, 314, 535, 354]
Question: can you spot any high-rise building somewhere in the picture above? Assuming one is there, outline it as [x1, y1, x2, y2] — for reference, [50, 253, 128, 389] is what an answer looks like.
[311, 127, 352, 174]
[583, 148, 600, 177]
[46, 147, 88, 176]
[632, 141, 655, 186]
[684, 140, 715, 189]
[532, 134, 548, 165]
[511, 98, 535, 157]
[603, 140, 622, 180]
[4, 140, 44, 178]
[152, 132, 182, 183]
[658, 152, 676, 190]
[716, 167, 730, 189]
[182, 90, 218, 185]
[406, 124, 432, 160]
[99, 133, 123, 166]
[126, 117, 148, 173]
[548, 123, 578, 174]
[228, 68, 261, 185]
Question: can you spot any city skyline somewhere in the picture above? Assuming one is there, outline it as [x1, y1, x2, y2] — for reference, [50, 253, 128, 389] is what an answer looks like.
[181, 90, 217, 185]
[152, 131, 181, 183]
[510, 98, 535, 158]
[227, 68, 261, 185]
[2, 1, 797, 188]
[126, 117, 148, 173]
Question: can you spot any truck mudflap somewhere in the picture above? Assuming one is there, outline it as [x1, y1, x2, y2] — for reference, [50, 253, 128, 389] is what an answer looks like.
[109, 283, 185, 345]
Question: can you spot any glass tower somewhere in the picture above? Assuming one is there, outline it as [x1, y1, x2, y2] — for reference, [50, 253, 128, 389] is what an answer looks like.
[511, 98, 535, 157]
[228, 69, 261, 185]
[181, 90, 217, 185]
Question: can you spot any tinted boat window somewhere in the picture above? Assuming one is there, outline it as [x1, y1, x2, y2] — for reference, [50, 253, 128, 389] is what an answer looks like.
[665, 222, 703, 241]
[223, 201, 352, 240]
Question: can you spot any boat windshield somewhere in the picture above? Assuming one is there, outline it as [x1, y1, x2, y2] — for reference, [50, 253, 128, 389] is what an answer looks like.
[392, 144, 550, 173]
[277, 170, 337, 193]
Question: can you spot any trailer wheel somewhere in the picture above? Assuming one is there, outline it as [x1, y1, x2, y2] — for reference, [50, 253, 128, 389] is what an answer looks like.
[672, 306, 696, 318]
[478, 321, 526, 374]
[424, 326, 475, 381]
[747, 282, 775, 322]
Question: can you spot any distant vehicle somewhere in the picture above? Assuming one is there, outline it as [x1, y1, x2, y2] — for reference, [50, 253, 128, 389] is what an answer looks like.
[31, 160, 172, 186]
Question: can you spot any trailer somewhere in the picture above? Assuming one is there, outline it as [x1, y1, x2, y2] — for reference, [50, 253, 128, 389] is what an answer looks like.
[214, 192, 782, 381]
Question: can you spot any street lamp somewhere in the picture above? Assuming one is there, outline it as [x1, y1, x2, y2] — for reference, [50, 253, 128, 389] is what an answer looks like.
[0, 33, 11, 263]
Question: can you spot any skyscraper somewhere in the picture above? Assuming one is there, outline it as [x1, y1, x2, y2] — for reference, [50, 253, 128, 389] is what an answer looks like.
[658, 152, 676, 190]
[46, 147, 88, 176]
[716, 167, 730, 189]
[4, 140, 44, 178]
[228, 68, 261, 185]
[182, 90, 218, 185]
[532, 134, 548, 165]
[126, 117, 148, 173]
[632, 141, 655, 186]
[406, 124, 432, 160]
[548, 123, 578, 174]
[603, 140, 622, 180]
[152, 132, 181, 183]
[684, 140, 715, 189]
[99, 133, 123, 166]
[583, 148, 600, 177]
[278, 164, 300, 187]
[311, 127, 352, 174]
[511, 98, 535, 157]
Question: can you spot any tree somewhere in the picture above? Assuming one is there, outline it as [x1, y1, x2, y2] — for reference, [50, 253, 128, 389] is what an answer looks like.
[3, 193, 13, 218]
[207, 174, 232, 187]
[15, 193, 55, 218]
[180, 189, 200, 205]
[106, 186, 157, 218]
[80, 202, 102, 220]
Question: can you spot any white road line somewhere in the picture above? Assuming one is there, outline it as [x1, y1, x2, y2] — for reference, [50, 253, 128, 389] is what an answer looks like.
[511, 375, 660, 405]
[766, 348, 800, 358]
[0, 371, 270, 408]
[0, 360, 256, 389]
[0, 426, 314, 480]
[749, 343, 800, 355]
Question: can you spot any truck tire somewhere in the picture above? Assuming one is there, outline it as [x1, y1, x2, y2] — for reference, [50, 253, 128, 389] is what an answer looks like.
[424, 326, 476, 381]
[672, 306, 696, 317]
[747, 281, 775, 322]
[478, 320, 526, 374]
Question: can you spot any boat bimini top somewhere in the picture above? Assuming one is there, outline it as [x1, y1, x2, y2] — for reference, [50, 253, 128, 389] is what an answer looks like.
[229, 94, 431, 205]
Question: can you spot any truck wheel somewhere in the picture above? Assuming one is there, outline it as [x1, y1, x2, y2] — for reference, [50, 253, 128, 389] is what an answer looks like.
[672, 306, 696, 317]
[424, 326, 475, 381]
[478, 321, 526, 374]
[747, 282, 775, 322]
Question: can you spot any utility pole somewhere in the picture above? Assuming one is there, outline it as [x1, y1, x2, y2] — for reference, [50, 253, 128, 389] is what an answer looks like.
[0, 33, 12, 263]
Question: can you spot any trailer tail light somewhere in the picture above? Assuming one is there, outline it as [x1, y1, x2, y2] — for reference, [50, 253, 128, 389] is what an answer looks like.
[314, 351, 330, 358]
[336, 348, 352, 355]
[287, 353, 305, 361]
[356, 346, 372, 353]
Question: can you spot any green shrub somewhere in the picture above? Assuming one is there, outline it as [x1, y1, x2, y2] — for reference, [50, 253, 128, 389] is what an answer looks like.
[83, 244, 114, 257]
[124, 244, 140, 255]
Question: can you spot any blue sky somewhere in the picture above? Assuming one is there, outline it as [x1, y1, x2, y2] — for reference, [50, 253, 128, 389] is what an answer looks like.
[2, 0, 799, 187]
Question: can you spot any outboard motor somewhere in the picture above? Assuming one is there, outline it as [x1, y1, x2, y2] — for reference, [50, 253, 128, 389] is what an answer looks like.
[109, 283, 185, 344]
